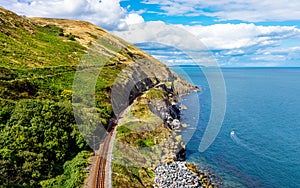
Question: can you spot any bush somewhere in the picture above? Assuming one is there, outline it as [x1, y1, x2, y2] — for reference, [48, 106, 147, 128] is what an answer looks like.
[40, 151, 90, 188]
[67, 33, 75, 41]
[0, 100, 88, 187]
[136, 138, 154, 147]
[116, 125, 132, 135]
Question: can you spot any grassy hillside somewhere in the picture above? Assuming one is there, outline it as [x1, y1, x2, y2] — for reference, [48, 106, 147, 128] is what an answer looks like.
[0, 7, 92, 187]
[0, 7, 195, 188]
[0, 9, 86, 68]
[0, 6, 129, 187]
[112, 88, 172, 187]
[0, 6, 155, 187]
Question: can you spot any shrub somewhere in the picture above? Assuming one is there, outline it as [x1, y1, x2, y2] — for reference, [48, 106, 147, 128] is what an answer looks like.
[67, 33, 75, 41]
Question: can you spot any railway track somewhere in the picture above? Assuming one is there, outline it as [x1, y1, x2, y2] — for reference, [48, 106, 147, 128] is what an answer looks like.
[93, 124, 116, 188]
[89, 108, 125, 188]
[94, 140, 107, 187]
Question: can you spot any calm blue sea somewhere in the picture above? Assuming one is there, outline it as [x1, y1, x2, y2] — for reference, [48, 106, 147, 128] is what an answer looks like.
[171, 66, 300, 188]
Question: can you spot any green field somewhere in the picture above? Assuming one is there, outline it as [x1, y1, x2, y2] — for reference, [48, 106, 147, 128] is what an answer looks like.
[0, 8, 131, 187]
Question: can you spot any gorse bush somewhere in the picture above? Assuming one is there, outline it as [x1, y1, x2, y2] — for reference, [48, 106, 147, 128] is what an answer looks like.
[1, 6, 157, 187]
[0, 9, 91, 187]
[67, 33, 76, 41]
[40, 151, 90, 188]
[0, 100, 88, 187]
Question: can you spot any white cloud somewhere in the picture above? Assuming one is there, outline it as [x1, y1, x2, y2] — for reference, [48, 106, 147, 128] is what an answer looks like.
[113, 21, 208, 51]
[114, 21, 219, 66]
[142, 0, 300, 22]
[178, 23, 300, 51]
[0, 0, 144, 30]
[115, 22, 300, 51]
[257, 46, 300, 61]
[124, 13, 145, 25]
[114, 22, 300, 66]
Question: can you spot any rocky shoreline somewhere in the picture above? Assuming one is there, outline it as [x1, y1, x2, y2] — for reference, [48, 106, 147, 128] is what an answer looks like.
[111, 79, 223, 187]
[154, 162, 222, 188]
[152, 84, 223, 188]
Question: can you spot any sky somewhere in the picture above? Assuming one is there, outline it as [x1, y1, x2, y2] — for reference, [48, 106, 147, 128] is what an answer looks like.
[1, 0, 300, 67]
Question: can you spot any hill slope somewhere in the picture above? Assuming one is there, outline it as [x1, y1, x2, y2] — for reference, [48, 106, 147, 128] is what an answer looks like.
[0, 7, 195, 187]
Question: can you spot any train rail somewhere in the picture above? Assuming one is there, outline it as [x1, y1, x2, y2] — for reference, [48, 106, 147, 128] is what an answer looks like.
[92, 123, 116, 188]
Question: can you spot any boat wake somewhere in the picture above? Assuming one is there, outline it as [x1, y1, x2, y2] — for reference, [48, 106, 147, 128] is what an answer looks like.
[230, 131, 250, 149]
[230, 131, 282, 163]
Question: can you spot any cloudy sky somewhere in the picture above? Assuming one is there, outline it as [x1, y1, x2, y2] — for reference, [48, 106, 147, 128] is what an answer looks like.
[1, 0, 300, 66]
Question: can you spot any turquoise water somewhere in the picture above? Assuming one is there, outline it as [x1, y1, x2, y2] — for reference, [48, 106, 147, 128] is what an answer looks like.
[171, 66, 300, 188]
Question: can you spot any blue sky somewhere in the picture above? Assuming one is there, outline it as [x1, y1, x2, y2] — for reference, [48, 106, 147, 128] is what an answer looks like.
[121, 0, 300, 27]
[117, 0, 300, 67]
[1, 0, 300, 67]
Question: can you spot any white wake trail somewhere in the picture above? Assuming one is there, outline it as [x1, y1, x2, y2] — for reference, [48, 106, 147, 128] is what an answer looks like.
[230, 131, 283, 163]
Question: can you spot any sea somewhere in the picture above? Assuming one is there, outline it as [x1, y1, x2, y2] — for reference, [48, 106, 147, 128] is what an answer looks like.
[170, 66, 300, 188]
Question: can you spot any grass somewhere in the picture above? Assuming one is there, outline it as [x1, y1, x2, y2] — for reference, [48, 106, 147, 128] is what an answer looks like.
[1, 7, 185, 188]
[116, 125, 132, 135]
[136, 138, 155, 147]
[117, 123, 171, 147]
[130, 100, 151, 119]
[0, 7, 151, 187]
[113, 88, 174, 187]
[0, 23, 86, 68]
[112, 163, 155, 188]
[98, 39, 121, 53]
[145, 88, 167, 100]
[116, 88, 172, 148]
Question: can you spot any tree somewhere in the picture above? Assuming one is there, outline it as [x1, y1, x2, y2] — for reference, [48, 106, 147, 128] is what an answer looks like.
[0, 99, 88, 187]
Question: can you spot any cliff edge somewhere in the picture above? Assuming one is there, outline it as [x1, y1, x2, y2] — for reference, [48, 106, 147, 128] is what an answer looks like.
[0, 6, 198, 187]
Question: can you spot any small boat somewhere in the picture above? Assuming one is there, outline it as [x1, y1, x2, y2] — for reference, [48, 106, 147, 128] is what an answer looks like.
[230, 130, 235, 136]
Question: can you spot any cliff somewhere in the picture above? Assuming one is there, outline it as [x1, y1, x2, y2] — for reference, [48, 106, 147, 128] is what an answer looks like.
[0, 7, 197, 187]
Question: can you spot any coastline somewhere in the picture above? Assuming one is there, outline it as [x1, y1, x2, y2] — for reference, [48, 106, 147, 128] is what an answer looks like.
[152, 87, 223, 188]
[110, 80, 223, 187]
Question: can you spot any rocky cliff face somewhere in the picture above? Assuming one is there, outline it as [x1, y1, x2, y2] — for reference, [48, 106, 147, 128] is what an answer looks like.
[30, 11, 199, 188]
[112, 80, 197, 187]
[0, 6, 199, 187]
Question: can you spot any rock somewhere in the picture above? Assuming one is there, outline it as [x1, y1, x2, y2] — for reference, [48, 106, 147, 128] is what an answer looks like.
[154, 161, 223, 188]
[181, 123, 188, 128]
[144, 79, 221, 188]
[170, 119, 181, 129]
[176, 148, 186, 161]
[180, 104, 188, 110]
[154, 162, 203, 188]
[169, 105, 180, 119]
[172, 80, 195, 95]
[175, 135, 182, 142]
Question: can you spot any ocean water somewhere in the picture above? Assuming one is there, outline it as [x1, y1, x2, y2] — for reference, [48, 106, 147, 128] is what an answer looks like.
[171, 66, 300, 188]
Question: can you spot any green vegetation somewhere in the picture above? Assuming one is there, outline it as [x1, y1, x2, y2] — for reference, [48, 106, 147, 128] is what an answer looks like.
[145, 88, 166, 100]
[85, 32, 98, 40]
[117, 122, 170, 147]
[65, 33, 76, 41]
[0, 100, 89, 187]
[136, 138, 155, 147]
[112, 164, 155, 188]
[130, 100, 151, 119]
[116, 125, 132, 135]
[0, 7, 140, 187]
[0, 11, 91, 185]
[0, 18, 86, 68]
[0, 7, 185, 188]
[113, 88, 173, 187]
[40, 151, 90, 188]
